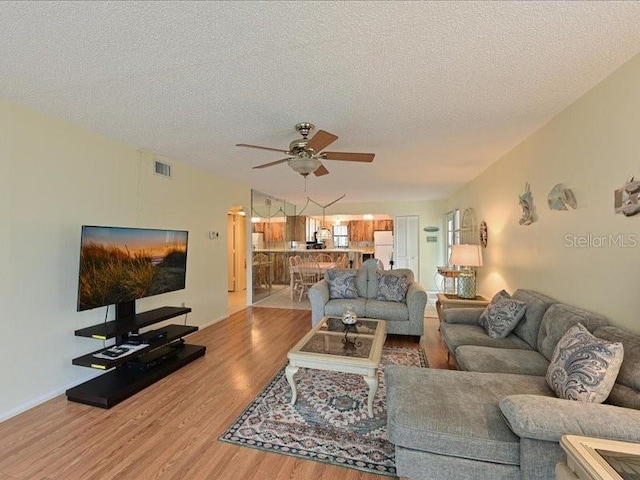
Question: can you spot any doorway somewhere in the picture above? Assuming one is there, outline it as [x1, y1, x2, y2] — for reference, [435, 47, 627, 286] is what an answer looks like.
[227, 208, 247, 315]
[395, 215, 420, 281]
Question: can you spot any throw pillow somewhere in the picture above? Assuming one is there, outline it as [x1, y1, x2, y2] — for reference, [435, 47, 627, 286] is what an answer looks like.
[545, 323, 624, 403]
[478, 290, 527, 338]
[325, 270, 358, 299]
[376, 272, 408, 302]
[478, 289, 511, 325]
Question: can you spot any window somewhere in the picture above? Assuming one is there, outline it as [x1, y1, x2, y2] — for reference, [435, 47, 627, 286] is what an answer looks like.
[444, 208, 460, 265]
[333, 224, 349, 247]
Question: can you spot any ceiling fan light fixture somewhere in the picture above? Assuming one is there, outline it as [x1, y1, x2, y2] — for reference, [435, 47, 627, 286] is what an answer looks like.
[317, 227, 332, 240]
[289, 155, 322, 176]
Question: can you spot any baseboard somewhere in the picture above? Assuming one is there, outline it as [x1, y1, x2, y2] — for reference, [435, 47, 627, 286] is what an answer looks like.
[0, 370, 101, 423]
[198, 315, 226, 331]
[1, 315, 226, 424]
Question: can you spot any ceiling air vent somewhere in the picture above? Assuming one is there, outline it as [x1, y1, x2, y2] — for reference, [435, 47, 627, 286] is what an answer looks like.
[154, 160, 172, 178]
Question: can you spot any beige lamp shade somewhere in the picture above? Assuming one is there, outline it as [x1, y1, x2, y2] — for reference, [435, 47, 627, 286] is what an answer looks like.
[450, 244, 483, 267]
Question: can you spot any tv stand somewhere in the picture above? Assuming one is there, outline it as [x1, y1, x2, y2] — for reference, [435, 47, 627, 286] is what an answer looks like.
[66, 306, 206, 408]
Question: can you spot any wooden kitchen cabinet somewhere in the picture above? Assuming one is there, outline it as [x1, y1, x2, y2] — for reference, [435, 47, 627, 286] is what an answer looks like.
[253, 222, 285, 243]
[348, 220, 393, 242]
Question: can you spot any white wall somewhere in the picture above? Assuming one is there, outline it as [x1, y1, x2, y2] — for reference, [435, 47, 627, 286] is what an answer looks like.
[446, 52, 640, 333]
[0, 98, 250, 420]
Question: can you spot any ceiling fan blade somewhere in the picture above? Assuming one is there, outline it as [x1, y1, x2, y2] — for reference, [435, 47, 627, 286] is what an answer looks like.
[252, 158, 291, 169]
[314, 164, 329, 176]
[322, 152, 375, 162]
[236, 143, 291, 154]
[306, 130, 338, 152]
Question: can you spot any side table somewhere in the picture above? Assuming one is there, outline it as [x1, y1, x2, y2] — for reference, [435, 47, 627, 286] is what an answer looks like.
[558, 434, 640, 480]
[435, 293, 489, 326]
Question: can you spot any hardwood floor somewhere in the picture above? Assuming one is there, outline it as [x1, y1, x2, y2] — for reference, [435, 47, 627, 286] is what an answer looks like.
[0, 309, 452, 479]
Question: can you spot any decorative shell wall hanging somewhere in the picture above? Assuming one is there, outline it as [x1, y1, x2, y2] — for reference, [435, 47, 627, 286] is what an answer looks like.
[547, 183, 577, 210]
[614, 177, 640, 217]
[518, 183, 535, 226]
[479, 221, 488, 248]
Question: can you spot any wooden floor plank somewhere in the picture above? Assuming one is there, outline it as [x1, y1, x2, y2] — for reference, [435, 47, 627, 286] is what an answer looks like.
[0, 308, 450, 479]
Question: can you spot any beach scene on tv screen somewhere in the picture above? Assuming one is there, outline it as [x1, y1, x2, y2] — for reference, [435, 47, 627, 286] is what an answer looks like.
[78, 227, 188, 311]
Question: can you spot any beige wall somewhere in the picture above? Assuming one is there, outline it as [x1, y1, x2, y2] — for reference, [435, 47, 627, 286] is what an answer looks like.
[0, 98, 250, 419]
[446, 52, 640, 333]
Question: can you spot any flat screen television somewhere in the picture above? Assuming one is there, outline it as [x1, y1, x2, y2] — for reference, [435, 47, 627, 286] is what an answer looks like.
[77, 226, 188, 318]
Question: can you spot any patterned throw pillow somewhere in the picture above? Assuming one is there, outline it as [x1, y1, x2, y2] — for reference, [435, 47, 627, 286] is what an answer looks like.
[546, 323, 624, 403]
[479, 290, 510, 325]
[325, 270, 358, 299]
[479, 290, 526, 338]
[376, 273, 408, 302]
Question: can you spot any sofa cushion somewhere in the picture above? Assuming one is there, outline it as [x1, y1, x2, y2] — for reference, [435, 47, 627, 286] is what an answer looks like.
[441, 323, 533, 354]
[546, 323, 623, 403]
[478, 292, 527, 339]
[364, 299, 409, 322]
[386, 367, 554, 465]
[595, 326, 640, 391]
[596, 326, 640, 410]
[537, 304, 609, 361]
[323, 298, 368, 319]
[325, 269, 358, 299]
[376, 272, 408, 302]
[607, 384, 640, 410]
[395, 447, 521, 480]
[355, 266, 369, 298]
[456, 345, 550, 375]
[511, 289, 556, 349]
[499, 394, 640, 442]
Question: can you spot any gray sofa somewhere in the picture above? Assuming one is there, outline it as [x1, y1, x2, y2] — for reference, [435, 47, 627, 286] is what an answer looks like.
[386, 289, 640, 480]
[309, 263, 427, 339]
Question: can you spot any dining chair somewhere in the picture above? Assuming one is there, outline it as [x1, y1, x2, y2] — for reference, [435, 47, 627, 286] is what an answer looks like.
[293, 261, 321, 302]
[314, 253, 333, 263]
[253, 253, 270, 289]
[288, 255, 302, 297]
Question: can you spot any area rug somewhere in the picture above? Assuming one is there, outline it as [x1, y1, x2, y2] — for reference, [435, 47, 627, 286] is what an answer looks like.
[219, 346, 427, 476]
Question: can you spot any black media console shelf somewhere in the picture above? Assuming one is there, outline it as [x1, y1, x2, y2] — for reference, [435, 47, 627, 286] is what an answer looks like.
[66, 306, 206, 408]
[74, 306, 192, 339]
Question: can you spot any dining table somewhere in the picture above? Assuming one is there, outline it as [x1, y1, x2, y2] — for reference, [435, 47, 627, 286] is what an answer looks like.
[289, 261, 338, 299]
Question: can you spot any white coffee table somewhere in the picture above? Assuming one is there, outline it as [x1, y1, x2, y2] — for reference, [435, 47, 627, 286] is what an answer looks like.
[285, 316, 387, 418]
[558, 435, 640, 480]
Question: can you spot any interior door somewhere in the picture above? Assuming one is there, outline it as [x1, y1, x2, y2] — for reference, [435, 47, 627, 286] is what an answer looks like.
[227, 213, 247, 292]
[227, 214, 235, 291]
[394, 215, 420, 281]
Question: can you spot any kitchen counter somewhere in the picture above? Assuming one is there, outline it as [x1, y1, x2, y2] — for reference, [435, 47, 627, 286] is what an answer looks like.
[251, 249, 368, 284]
[253, 248, 372, 254]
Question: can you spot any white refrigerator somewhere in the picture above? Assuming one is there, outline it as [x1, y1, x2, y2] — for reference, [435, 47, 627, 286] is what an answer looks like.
[374, 231, 394, 270]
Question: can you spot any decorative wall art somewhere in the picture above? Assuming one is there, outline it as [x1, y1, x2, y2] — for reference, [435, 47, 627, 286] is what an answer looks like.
[519, 183, 535, 226]
[614, 177, 640, 217]
[479, 221, 488, 248]
[547, 183, 577, 210]
[461, 208, 477, 243]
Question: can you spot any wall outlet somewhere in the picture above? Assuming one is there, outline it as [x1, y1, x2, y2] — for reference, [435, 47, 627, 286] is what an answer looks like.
[209, 231, 219, 239]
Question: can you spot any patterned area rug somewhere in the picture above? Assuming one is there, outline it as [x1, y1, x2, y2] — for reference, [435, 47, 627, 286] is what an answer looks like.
[219, 346, 427, 476]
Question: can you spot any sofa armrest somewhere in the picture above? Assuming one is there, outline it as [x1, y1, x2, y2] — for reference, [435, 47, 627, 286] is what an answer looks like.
[406, 282, 428, 324]
[442, 307, 485, 325]
[309, 280, 330, 326]
[500, 394, 640, 443]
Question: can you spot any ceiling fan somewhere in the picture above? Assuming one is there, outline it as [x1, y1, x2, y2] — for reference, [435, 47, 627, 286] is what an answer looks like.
[236, 122, 375, 177]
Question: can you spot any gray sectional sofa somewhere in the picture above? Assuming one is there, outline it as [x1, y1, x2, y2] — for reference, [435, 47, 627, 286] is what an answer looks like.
[309, 263, 427, 339]
[386, 289, 640, 480]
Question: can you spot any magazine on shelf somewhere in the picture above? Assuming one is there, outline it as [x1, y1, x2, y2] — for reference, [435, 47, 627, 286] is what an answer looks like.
[93, 343, 147, 360]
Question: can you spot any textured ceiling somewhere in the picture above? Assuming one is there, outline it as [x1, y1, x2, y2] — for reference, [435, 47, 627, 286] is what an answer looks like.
[2, 1, 640, 205]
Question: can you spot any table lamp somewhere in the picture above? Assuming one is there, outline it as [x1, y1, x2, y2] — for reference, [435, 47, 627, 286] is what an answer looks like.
[450, 244, 483, 299]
